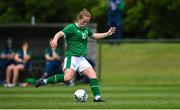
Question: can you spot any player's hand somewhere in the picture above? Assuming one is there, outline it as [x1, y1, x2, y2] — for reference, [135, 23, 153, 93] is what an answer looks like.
[50, 39, 57, 49]
[107, 27, 116, 36]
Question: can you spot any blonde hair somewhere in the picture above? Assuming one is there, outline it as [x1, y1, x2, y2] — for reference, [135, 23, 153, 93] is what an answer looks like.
[76, 9, 91, 22]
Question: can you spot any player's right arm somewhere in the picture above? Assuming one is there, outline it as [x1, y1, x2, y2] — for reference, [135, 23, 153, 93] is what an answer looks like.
[50, 31, 64, 49]
[51, 24, 73, 48]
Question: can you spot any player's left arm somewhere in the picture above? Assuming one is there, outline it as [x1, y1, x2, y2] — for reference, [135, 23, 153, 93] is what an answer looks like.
[93, 27, 116, 40]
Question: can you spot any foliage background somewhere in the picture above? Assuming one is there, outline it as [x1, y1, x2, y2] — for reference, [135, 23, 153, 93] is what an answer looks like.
[0, 0, 180, 38]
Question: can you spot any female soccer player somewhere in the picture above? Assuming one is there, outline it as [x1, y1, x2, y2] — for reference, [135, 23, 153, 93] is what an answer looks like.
[36, 9, 116, 102]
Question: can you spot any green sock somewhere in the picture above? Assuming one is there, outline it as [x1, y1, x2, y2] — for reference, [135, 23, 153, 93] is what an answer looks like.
[44, 74, 64, 84]
[89, 78, 100, 97]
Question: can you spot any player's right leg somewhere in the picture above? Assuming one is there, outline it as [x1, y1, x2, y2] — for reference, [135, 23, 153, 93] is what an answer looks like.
[36, 56, 76, 87]
[35, 69, 75, 87]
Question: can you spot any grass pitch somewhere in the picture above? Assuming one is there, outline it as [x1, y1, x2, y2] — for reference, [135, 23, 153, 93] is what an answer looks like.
[1, 43, 180, 109]
[0, 85, 180, 109]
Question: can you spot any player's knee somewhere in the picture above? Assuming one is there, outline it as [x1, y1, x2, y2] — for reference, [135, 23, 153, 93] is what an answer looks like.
[64, 76, 73, 82]
[88, 72, 97, 79]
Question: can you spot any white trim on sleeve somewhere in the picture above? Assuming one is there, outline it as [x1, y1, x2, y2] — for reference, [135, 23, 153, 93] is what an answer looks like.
[62, 31, 66, 38]
[89, 34, 94, 39]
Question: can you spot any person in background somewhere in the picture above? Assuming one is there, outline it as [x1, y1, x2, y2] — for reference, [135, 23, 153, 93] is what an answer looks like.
[42, 45, 62, 78]
[0, 38, 15, 84]
[4, 41, 32, 87]
[108, 0, 125, 44]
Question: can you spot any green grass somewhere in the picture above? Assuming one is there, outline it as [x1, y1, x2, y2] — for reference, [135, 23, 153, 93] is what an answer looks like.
[1, 85, 180, 109]
[101, 43, 180, 86]
[1, 43, 180, 109]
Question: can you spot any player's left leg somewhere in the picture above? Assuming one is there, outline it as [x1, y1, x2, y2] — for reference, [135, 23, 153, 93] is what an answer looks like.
[82, 67, 104, 102]
[79, 57, 104, 102]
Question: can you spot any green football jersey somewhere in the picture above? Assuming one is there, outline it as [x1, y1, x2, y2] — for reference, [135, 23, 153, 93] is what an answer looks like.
[62, 23, 93, 57]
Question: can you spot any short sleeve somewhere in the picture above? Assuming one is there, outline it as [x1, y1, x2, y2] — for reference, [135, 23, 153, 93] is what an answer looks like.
[87, 28, 94, 39]
[62, 24, 73, 38]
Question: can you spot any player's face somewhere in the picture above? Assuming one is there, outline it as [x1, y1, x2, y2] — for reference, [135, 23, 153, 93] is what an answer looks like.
[78, 16, 90, 28]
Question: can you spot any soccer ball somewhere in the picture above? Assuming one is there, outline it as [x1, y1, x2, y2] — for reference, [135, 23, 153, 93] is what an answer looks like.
[73, 89, 88, 102]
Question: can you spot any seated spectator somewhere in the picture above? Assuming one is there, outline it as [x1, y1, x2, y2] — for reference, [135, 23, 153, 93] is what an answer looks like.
[0, 38, 15, 83]
[4, 41, 32, 87]
[42, 46, 62, 78]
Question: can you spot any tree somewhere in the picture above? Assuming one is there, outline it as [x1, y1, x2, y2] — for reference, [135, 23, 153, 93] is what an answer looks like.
[1, 0, 180, 38]
[123, 0, 180, 38]
[0, 0, 98, 23]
